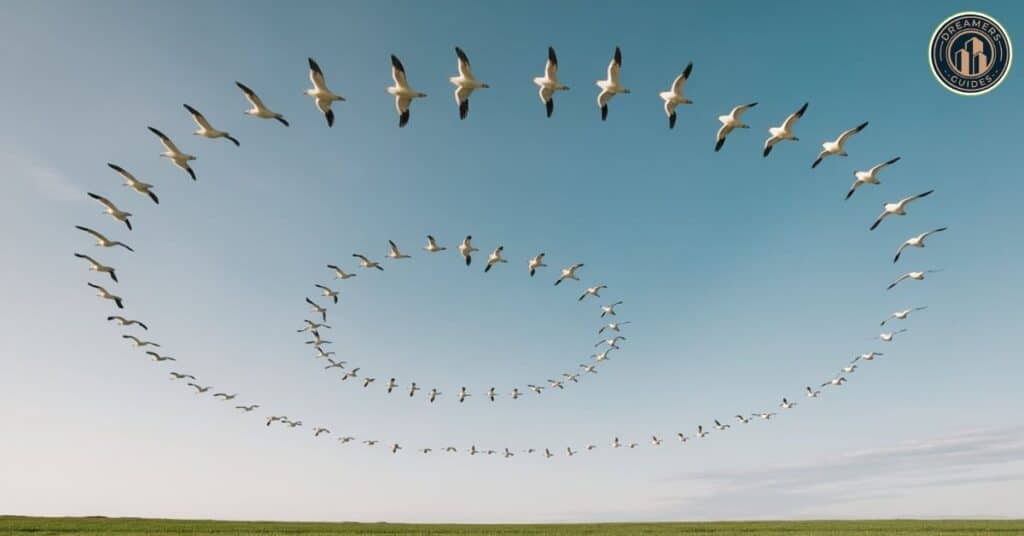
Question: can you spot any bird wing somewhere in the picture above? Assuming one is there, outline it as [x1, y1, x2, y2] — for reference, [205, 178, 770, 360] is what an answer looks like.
[670, 62, 692, 94]
[183, 104, 214, 131]
[455, 46, 474, 79]
[308, 58, 329, 91]
[607, 47, 622, 84]
[87, 192, 118, 211]
[902, 190, 935, 205]
[836, 121, 868, 145]
[390, 55, 408, 87]
[782, 102, 808, 130]
[147, 127, 180, 153]
[544, 46, 558, 79]
[923, 227, 948, 239]
[107, 163, 137, 183]
[235, 81, 267, 109]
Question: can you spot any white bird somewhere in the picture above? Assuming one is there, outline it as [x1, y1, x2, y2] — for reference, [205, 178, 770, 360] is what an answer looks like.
[315, 347, 336, 359]
[598, 321, 631, 334]
[266, 416, 286, 427]
[147, 127, 196, 180]
[313, 427, 331, 437]
[428, 388, 441, 403]
[212, 392, 237, 401]
[503, 448, 514, 458]
[326, 264, 357, 280]
[352, 253, 384, 271]
[894, 228, 948, 263]
[450, 46, 489, 120]
[566, 447, 579, 457]
[611, 437, 622, 448]
[387, 240, 410, 260]
[882, 306, 928, 326]
[753, 412, 777, 420]
[487, 387, 498, 402]
[510, 388, 522, 400]
[338, 436, 356, 444]
[484, 246, 507, 272]
[591, 348, 615, 362]
[324, 359, 345, 370]
[341, 367, 360, 381]
[806, 386, 822, 398]
[811, 121, 868, 169]
[596, 46, 629, 121]
[314, 284, 339, 304]
[527, 384, 544, 395]
[145, 351, 176, 362]
[122, 334, 159, 348]
[87, 283, 123, 309]
[600, 301, 623, 318]
[853, 351, 884, 362]
[364, 440, 379, 446]
[578, 284, 606, 301]
[846, 156, 900, 200]
[713, 419, 731, 431]
[385, 378, 398, 393]
[362, 377, 376, 388]
[409, 382, 420, 397]
[391, 443, 402, 454]
[75, 226, 134, 252]
[305, 297, 327, 322]
[554, 263, 583, 286]
[387, 54, 427, 128]
[458, 235, 478, 266]
[562, 373, 580, 383]
[107, 163, 159, 204]
[841, 364, 858, 374]
[887, 270, 942, 290]
[87, 192, 132, 230]
[763, 102, 808, 157]
[659, 62, 693, 129]
[877, 329, 908, 343]
[169, 372, 195, 381]
[870, 190, 935, 231]
[527, 253, 547, 277]
[74, 253, 118, 282]
[579, 364, 598, 374]
[187, 383, 211, 394]
[457, 386, 470, 403]
[544, 448, 554, 459]
[236, 81, 288, 126]
[305, 58, 345, 127]
[822, 377, 848, 387]
[183, 104, 239, 146]
[714, 102, 758, 152]
[421, 448, 433, 454]
[297, 319, 330, 333]
[533, 46, 569, 118]
[676, 432, 689, 443]
[546, 379, 564, 390]
[696, 425, 709, 438]
[595, 336, 626, 349]
[423, 235, 446, 253]
[108, 316, 147, 330]
[780, 398, 797, 409]
[734, 414, 751, 424]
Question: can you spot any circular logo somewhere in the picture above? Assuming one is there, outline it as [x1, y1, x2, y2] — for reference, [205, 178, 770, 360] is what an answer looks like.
[930, 12, 1012, 95]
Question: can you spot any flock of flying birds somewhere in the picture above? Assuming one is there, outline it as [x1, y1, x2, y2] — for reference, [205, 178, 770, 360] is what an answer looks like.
[299, 237, 626, 404]
[72, 45, 951, 459]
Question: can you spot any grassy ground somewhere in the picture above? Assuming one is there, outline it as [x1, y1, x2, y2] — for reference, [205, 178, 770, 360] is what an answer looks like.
[2, 517, 1023, 535]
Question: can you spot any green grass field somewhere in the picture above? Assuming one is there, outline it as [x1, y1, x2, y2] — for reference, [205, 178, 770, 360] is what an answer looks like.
[2, 517, 1022, 535]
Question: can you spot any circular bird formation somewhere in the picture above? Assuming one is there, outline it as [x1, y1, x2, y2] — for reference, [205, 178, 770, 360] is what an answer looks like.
[298, 236, 629, 404]
[73, 45, 950, 460]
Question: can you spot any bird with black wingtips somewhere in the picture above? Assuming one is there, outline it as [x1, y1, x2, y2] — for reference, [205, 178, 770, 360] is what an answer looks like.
[387, 240, 411, 259]
[147, 127, 197, 180]
[870, 190, 935, 230]
[459, 235, 478, 266]
[659, 62, 693, 129]
[326, 264, 356, 280]
[894, 227, 948, 263]
[352, 253, 384, 271]
[305, 297, 327, 322]
[108, 163, 159, 204]
[314, 284, 339, 304]
[528, 253, 546, 276]
[763, 102, 808, 157]
[596, 46, 629, 121]
[87, 192, 132, 230]
[87, 283, 123, 309]
[887, 270, 942, 290]
[715, 102, 757, 152]
[74, 253, 117, 282]
[305, 57, 345, 127]
[533, 46, 569, 117]
[484, 246, 506, 272]
[236, 81, 288, 126]
[846, 156, 900, 200]
[183, 104, 239, 146]
[423, 235, 446, 252]
[812, 121, 868, 168]
[387, 54, 426, 128]
[881, 306, 928, 326]
[75, 226, 134, 252]
[107, 316, 147, 330]
[554, 263, 583, 285]
[450, 46, 489, 120]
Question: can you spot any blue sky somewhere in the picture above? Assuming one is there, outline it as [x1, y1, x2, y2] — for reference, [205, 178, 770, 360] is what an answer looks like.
[1, 0, 1022, 523]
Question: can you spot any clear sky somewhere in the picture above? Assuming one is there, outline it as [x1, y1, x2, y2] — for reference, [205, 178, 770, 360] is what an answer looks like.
[1, 0, 1022, 523]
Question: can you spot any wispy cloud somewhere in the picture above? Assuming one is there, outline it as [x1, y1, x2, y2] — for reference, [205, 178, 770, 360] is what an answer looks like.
[650, 426, 1024, 519]
[3, 151, 81, 202]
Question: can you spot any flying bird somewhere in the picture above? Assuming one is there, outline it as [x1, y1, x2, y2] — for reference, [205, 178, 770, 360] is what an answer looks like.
[147, 127, 196, 180]
[595, 336, 626, 349]
[305, 58, 345, 127]
[145, 351, 176, 362]
[212, 392, 237, 401]
[169, 372, 195, 380]
[314, 284, 339, 304]
[457, 386, 470, 403]
[806, 386, 822, 398]
[187, 383, 211, 394]
[881, 306, 928, 326]
[387, 54, 427, 128]
[107, 316, 147, 330]
[811, 121, 868, 168]
[387, 240, 411, 260]
[554, 263, 583, 285]
[107, 163, 158, 204]
[484, 246, 507, 272]
[822, 377, 848, 387]
[74, 253, 117, 282]
[236, 81, 288, 126]
[780, 398, 797, 409]
[305, 297, 327, 322]
[763, 102, 808, 157]
[87, 192, 132, 230]
[600, 301, 623, 318]
[870, 190, 935, 230]
[533, 46, 569, 117]
[528, 253, 547, 276]
[887, 270, 942, 290]
[75, 226, 133, 252]
[423, 235, 446, 252]
[459, 236, 478, 266]
[659, 62, 693, 129]
[183, 104, 239, 146]
[596, 47, 629, 121]
[122, 334, 159, 348]
[846, 156, 900, 200]
[578, 285, 606, 301]
[327, 264, 356, 280]
[598, 321, 631, 334]
[428, 388, 441, 403]
[450, 46, 489, 120]
[876, 329, 908, 342]
[894, 227, 948, 263]
[715, 102, 757, 152]
[353, 253, 384, 271]
[87, 283, 123, 309]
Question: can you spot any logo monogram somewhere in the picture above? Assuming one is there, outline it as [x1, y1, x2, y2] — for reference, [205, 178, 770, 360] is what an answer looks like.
[930, 12, 1012, 96]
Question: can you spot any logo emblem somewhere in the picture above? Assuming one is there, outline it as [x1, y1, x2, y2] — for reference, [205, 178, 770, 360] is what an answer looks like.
[930, 12, 1012, 95]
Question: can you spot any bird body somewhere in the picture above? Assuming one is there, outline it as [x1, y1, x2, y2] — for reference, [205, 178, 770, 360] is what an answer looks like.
[449, 47, 489, 120]
[236, 81, 288, 126]
[763, 102, 808, 157]
[871, 190, 935, 230]
[533, 47, 568, 117]
[183, 104, 239, 146]
[596, 47, 629, 121]
[387, 55, 426, 127]
[715, 102, 757, 151]
[812, 121, 868, 168]
[148, 127, 197, 179]
[305, 58, 345, 127]
[108, 163, 159, 204]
